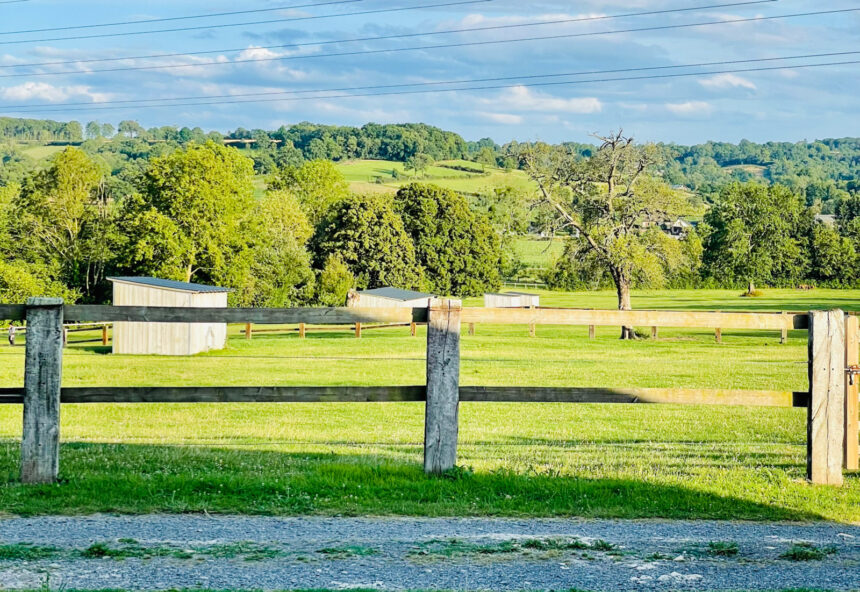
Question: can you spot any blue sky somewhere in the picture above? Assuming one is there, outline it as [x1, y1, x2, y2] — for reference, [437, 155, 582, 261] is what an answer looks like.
[0, 0, 857, 144]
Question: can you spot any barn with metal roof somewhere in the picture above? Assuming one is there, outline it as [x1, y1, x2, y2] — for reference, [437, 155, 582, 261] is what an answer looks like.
[108, 277, 230, 356]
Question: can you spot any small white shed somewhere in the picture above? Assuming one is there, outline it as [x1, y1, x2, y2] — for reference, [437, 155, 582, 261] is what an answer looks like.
[108, 277, 230, 356]
[483, 291, 540, 308]
[347, 287, 435, 308]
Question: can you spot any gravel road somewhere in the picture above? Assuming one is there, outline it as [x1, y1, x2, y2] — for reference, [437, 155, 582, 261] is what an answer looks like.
[1, 516, 859, 590]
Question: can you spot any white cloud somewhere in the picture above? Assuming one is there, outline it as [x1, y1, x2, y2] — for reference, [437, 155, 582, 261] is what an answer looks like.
[0, 82, 110, 103]
[665, 101, 713, 115]
[481, 112, 524, 124]
[699, 73, 756, 90]
[490, 86, 602, 113]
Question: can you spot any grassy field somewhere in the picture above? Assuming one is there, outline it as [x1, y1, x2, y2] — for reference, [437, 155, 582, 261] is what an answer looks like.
[511, 236, 566, 267]
[0, 288, 858, 519]
[336, 159, 536, 195]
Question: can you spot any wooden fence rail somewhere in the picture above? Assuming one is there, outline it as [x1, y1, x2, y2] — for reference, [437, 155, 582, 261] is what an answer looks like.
[0, 299, 856, 486]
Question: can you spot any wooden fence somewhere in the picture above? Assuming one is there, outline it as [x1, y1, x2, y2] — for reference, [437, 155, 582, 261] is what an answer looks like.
[0, 299, 857, 487]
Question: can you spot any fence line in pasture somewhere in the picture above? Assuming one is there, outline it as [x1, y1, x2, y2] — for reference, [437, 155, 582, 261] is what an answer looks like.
[0, 299, 856, 486]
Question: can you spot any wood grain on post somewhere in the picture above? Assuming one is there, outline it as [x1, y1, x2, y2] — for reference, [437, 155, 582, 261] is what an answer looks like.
[424, 298, 461, 475]
[355, 323, 362, 338]
[844, 314, 859, 470]
[244, 323, 252, 340]
[21, 297, 64, 484]
[101, 324, 109, 346]
[807, 310, 846, 485]
[715, 328, 722, 344]
[299, 323, 306, 338]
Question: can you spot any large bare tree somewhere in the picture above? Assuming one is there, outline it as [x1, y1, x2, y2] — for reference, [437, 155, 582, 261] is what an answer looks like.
[521, 131, 689, 339]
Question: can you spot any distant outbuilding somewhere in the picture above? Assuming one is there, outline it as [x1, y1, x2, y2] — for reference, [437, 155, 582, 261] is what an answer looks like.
[347, 287, 436, 308]
[483, 292, 540, 308]
[108, 277, 230, 356]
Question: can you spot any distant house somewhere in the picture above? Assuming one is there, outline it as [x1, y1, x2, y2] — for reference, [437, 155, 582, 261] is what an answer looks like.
[347, 287, 436, 308]
[484, 292, 540, 308]
[815, 214, 837, 227]
[661, 218, 693, 238]
[108, 277, 230, 356]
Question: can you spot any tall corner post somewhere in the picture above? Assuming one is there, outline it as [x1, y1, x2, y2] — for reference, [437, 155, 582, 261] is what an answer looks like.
[844, 314, 859, 471]
[21, 297, 64, 484]
[424, 298, 462, 475]
[807, 309, 846, 485]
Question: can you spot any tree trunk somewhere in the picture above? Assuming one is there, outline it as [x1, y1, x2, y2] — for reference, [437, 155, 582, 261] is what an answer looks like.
[615, 273, 636, 340]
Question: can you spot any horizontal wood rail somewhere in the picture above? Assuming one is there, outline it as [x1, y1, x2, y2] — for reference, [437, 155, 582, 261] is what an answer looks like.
[0, 304, 810, 331]
[0, 386, 809, 407]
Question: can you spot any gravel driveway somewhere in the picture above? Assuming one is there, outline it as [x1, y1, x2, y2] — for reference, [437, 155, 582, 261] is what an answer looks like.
[1, 516, 859, 590]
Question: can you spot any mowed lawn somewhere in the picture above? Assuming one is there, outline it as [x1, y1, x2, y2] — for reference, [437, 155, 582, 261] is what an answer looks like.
[0, 288, 858, 520]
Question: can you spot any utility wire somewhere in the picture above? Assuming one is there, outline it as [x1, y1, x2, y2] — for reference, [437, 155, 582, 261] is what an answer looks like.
[0, 0, 779, 71]
[0, 0, 365, 35]
[0, 0, 492, 45]
[8, 59, 857, 114]
[2, 7, 854, 79]
[5, 51, 856, 111]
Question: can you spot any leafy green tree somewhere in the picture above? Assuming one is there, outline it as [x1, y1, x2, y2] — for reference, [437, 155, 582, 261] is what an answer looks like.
[0, 259, 78, 304]
[270, 159, 350, 225]
[123, 141, 254, 283]
[809, 222, 856, 284]
[404, 153, 433, 177]
[101, 123, 115, 138]
[217, 190, 315, 307]
[313, 194, 421, 290]
[396, 183, 502, 296]
[702, 182, 811, 287]
[85, 121, 102, 140]
[316, 254, 355, 306]
[521, 132, 690, 338]
[11, 147, 113, 298]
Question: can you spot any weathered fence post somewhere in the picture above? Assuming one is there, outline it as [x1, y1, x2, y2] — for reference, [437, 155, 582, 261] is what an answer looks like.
[651, 326, 658, 339]
[101, 324, 109, 346]
[588, 325, 595, 340]
[715, 328, 722, 344]
[807, 309, 846, 485]
[410, 322, 417, 337]
[355, 323, 362, 338]
[844, 314, 859, 471]
[781, 312, 789, 345]
[244, 323, 252, 340]
[468, 323, 475, 336]
[299, 323, 306, 339]
[21, 297, 64, 484]
[424, 298, 461, 475]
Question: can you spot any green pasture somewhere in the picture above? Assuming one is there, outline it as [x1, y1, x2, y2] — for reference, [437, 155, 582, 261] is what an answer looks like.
[336, 159, 536, 195]
[0, 288, 858, 519]
[510, 237, 566, 268]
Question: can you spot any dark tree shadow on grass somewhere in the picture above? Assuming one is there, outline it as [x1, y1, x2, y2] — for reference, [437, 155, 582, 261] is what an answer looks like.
[0, 441, 828, 521]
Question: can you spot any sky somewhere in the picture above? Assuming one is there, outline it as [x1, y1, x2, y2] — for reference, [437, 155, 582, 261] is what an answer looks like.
[0, 0, 857, 145]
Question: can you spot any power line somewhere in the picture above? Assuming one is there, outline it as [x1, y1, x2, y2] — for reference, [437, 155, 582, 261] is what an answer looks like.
[0, 0, 492, 45]
[0, 1, 365, 36]
[6, 51, 856, 111]
[0, 0, 779, 71]
[7, 59, 857, 114]
[2, 7, 854, 79]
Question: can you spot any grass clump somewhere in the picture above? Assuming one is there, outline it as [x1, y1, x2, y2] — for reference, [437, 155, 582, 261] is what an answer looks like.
[316, 545, 377, 559]
[411, 537, 615, 558]
[779, 542, 837, 561]
[707, 541, 740, 557]
[0, 543, 60, 560]
[202, 542, 285, 561]
[80, 541, 190, 560]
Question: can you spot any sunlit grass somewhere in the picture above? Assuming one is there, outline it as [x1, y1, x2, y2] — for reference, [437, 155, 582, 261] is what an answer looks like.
[0, 289, 857, 519]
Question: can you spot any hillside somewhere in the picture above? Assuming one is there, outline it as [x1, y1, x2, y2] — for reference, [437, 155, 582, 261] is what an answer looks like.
[335, 159, 536, 195]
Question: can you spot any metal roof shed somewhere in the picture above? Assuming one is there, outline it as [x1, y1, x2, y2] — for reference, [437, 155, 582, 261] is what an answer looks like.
[483, 292, 540, 308]
[108, 277, 230, 356]
[347, 287, 436, 308]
